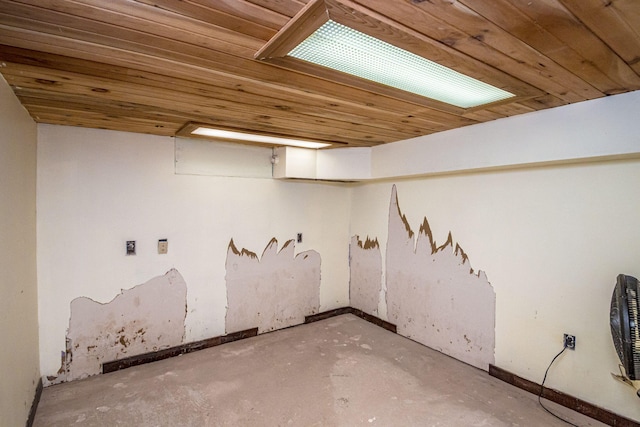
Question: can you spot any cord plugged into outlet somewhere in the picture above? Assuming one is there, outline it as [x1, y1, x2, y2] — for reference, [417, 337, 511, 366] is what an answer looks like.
[563, 334, 576, 350]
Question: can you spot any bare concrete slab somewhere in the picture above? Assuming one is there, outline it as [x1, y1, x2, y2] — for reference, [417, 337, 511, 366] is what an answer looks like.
[34, 314, 605, 427]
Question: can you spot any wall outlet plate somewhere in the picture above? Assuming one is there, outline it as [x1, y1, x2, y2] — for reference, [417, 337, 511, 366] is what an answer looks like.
[126, 240, 136, 256]
[563, 334, 576, 350]
[158, 239, 168, 254]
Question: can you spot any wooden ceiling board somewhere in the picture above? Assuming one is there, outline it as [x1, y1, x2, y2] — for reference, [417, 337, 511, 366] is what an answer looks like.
[0, 0, 638, 147]
[458, 0, 640, 94]
[357, 0, 604, 103]
[130, 0, 282, 40]
[558, 0, 640, 75]
[0, 43, 471, 141]
[244, 0, 310, 19]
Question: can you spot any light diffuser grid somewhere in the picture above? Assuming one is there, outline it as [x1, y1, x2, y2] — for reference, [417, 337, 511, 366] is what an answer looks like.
[288, 20, 514, 108]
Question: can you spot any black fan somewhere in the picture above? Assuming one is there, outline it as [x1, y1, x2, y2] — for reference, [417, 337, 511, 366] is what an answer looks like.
[610, 274, 640, 388]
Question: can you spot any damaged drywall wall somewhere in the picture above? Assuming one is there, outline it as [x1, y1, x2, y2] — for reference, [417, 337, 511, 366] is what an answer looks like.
[226, 238, 321, 334]
[349, 235, 382, 316]
[385, 185, 496, 370]
[57, 269, 187, 383]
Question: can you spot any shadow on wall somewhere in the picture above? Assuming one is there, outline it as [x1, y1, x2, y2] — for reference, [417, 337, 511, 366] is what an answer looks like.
[350, 185, 496, 370]
[50, 269, 187, 385]
[225, 238, 321, 334]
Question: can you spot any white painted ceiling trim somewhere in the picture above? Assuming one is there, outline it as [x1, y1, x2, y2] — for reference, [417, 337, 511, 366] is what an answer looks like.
[274, 90, 640, 181]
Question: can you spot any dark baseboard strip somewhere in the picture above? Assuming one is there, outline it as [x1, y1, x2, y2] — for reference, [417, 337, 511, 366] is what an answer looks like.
[103, 308, 396, 376]
[102, 327, 258, 374]
[26, 376, 43, 427]
[489, 364, 639, 427]
[349, 308, 397, 333]
[305, 307, 397, 333]
[305, 307, 353, 323]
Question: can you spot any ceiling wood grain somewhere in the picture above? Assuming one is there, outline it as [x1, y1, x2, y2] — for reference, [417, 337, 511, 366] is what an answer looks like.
[0, 0, 638, 147]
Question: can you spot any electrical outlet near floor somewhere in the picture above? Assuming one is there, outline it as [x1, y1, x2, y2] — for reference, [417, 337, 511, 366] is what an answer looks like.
[563, 334, 576, 350]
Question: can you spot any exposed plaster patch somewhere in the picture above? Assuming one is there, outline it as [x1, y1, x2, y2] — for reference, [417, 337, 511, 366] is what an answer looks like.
[225, 238, 321, 334]
[55, 269, 187, 384]
[349, 235, 382, 316]
[385, 185, 496, 370]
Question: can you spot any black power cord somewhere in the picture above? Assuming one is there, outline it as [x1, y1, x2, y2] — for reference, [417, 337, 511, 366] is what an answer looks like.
[538, 345, 579, 426]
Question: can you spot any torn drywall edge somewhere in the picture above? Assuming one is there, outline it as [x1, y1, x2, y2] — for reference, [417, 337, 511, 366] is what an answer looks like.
[225, 238, 321, 334]
[385, 185, 496, 370]
[48, 269, 188, 385]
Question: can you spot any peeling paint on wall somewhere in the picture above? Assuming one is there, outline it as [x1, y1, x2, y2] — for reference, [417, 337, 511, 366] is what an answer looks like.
[349, 235, 382, 316]
[226, 238, 321, 334]
[57, 269, 187, 384]
[385, 185, 496, 370]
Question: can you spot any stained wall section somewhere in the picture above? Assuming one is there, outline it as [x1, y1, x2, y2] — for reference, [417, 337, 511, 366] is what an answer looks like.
[226, 239, 320, 333]
[349, 236, 382, 316]
[63, 269, 187, 383]
[349, 186, 495, 370]
[385, 186, 495, 369]
[351, 160, 640, 422]
[0, 76, 40, 426]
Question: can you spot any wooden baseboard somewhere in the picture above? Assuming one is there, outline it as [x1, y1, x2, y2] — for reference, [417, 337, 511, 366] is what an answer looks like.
[349, 307, 397, 333]
[489, 364, 639, 427]
[304, 307, 353, 323]
[305, 307, 397, 333]
[102, 327, 258, 374]
[26, 376, 42, 427]
[102, 308, 395, 376]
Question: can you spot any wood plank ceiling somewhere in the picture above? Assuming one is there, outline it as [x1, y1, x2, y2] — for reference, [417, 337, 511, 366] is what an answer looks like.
[0, 0, 639, 148]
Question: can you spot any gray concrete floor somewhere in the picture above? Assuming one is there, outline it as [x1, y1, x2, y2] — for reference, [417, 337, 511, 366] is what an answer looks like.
[34, 314, 606, 426]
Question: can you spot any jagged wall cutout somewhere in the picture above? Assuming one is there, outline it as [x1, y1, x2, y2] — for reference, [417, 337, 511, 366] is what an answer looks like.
[386, 185, 495, 369]
[55, 269, 187, 384]
[225, 238, 321, 334]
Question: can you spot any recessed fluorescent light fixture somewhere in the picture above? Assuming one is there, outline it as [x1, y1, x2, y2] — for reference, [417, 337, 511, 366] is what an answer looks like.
[287, 20, 515, 109]
[191, 127, 331, 149]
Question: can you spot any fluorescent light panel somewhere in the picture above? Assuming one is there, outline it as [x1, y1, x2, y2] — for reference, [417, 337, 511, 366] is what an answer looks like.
[192, 127, 331, 149]
[288, 20, 515, 109]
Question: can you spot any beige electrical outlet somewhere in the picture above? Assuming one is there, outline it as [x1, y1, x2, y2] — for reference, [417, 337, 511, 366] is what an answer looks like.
[158, 239, 168, 254]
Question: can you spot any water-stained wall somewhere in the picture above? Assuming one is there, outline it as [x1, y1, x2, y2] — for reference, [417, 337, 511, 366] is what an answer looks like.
[226, 238, 321, 334]
[60, 269, 187, 383]
[349, 235, 382, 316]
[385, 185, 495, 369]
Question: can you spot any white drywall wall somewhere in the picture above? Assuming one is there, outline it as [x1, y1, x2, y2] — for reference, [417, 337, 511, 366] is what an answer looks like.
[372, 90, 640, 178]
[274, 91, 640, 181]
[36, 125, 351, 381]
[273, 146, 317, 179]
[0, 75, 40, 426]
[175, 137, 273, 178]
[317, 148, 371, 181]
[348, 92, 640, 422]
[350, 161, 640, 421]
[273, 146, 371, 180]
